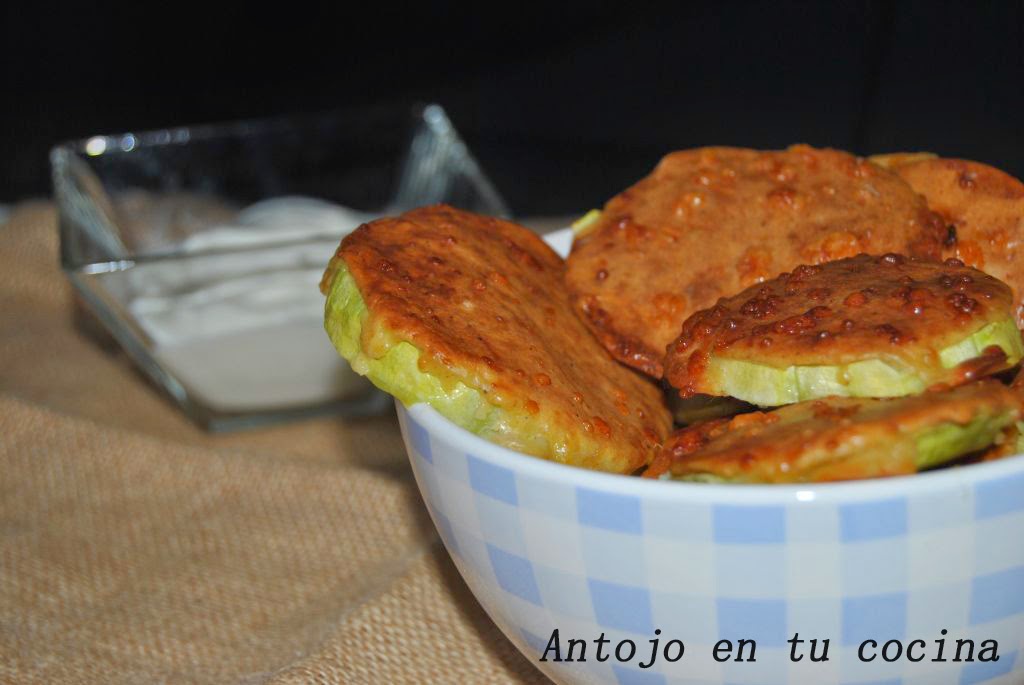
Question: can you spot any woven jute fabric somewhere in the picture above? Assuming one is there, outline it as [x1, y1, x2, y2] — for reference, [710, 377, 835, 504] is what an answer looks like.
[0, 203, 547, 684]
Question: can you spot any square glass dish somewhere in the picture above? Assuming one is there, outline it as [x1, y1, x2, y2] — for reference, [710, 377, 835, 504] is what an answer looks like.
[52, 104, 509, 430]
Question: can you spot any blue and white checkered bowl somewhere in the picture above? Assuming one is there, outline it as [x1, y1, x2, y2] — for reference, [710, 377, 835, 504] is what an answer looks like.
[390, 230, 1024, 684]
[397, 400, 1024, 685]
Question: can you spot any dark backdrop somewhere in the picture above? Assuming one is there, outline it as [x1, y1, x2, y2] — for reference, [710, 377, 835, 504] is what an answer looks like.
[2, 1, 1022, 213]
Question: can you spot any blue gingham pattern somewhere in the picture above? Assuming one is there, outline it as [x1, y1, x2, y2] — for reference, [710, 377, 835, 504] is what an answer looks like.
[398, 405, 1024, 685]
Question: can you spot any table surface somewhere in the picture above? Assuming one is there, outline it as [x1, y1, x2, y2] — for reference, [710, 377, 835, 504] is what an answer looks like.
[0, 203, 551, 684]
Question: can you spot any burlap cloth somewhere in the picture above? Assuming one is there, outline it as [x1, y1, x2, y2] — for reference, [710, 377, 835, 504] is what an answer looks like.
[0, 203, 548, 684]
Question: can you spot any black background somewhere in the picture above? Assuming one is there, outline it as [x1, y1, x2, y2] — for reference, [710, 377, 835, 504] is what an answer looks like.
[2, 1, 1022, 213]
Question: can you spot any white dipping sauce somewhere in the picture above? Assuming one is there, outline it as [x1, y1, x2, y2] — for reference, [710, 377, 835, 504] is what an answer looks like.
[126, 197, 374, 412]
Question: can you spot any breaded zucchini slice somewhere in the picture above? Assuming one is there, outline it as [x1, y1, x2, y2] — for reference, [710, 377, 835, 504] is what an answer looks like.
[665, 254, 1023, 406]
[647, 380, 1023, 484]
[321, 205, 671, 473]
[565, 145, 945, 377]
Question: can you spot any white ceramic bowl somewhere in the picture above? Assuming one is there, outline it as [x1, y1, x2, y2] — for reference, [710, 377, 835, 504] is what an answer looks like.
[396, 230, 1024, 685]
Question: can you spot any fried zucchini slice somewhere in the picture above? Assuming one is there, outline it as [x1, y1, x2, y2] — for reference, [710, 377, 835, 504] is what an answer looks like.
[321, 205, 671, 473]
[664, 254, 1023, 406]
[565, 145, 945, 377]
[647, 380, 1023, 483]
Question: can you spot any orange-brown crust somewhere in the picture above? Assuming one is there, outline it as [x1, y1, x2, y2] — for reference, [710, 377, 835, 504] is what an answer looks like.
[324, 205, 672, 473]
[646, 380, 1022, 483]
[886, 158, 1024, 328]
[565, 145, 946, 377]
[664, 254, 1016, 397]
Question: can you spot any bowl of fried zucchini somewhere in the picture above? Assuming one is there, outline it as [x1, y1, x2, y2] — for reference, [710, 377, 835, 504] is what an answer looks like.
[320, 147, 1024, 685]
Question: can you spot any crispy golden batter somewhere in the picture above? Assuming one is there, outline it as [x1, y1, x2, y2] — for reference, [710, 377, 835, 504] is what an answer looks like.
[565, 145, 946, 377]
[322, 205, 671, 473]
[646, 380, 1023, 483]
[664, 254, 1019, 399]
[881, 157, 1024, 328]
